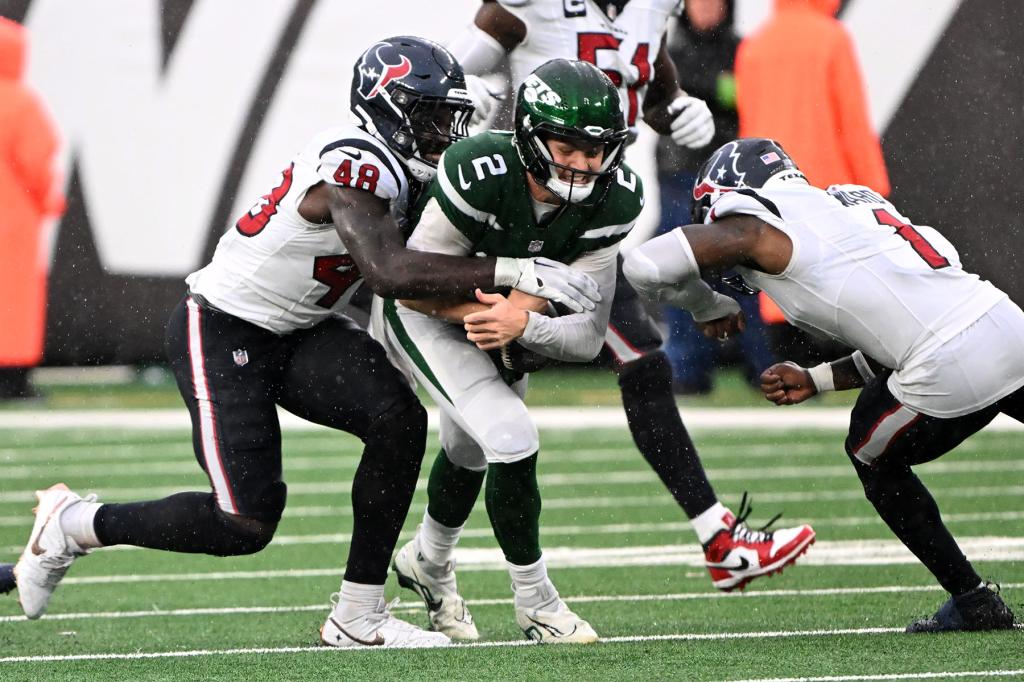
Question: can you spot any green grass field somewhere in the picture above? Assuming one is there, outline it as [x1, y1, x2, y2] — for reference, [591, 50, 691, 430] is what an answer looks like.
[0, 374, 1021, 680]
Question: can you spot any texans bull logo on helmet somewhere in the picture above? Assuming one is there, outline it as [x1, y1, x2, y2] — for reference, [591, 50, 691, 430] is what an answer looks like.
[357, 42, 414, 103]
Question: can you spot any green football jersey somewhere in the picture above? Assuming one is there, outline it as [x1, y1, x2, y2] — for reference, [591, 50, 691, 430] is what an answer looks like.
[429, 131, 643, 263]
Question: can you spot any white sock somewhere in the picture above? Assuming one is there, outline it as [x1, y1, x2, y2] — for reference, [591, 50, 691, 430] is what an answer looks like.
[60, 499, 103, 550]
[334, 580, 385, 624]
[508, 556, 558, 610]
[692, 501, 731, 545]
[418, 510, 463, 566]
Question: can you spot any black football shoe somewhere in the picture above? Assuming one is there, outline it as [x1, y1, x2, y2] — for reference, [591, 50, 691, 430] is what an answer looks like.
[907, 582, 1016, 633]
[0, 563, 14, 594]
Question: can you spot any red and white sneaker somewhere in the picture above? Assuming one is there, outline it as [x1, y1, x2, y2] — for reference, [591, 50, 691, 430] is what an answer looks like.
[703, 494, 815, 592]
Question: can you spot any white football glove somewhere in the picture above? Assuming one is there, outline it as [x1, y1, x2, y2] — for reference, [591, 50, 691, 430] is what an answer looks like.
[668, 95, 715, 149]
[495, 257, 601, 313]
[688, 291, 741, 323]
[464, 74, 502, 129]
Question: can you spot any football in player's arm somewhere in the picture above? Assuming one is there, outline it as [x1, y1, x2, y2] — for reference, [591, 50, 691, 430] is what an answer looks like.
[375, 59, 637, 644]
[11, 36, 599, 651]
[445, 0, 817, 598]
[624, 137, 1021, 633]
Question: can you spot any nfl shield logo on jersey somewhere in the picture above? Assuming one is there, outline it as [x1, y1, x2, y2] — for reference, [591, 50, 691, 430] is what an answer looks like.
[528, 240, 544, 253]
[232, 349, 249, 367]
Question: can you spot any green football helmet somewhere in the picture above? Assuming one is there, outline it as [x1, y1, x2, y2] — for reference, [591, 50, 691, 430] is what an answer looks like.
[513, 59, 628, 205]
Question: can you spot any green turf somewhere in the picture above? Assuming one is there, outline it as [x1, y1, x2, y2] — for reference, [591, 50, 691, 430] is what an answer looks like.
[0, 421, 1021, 680]
[7, 366, 859, 410]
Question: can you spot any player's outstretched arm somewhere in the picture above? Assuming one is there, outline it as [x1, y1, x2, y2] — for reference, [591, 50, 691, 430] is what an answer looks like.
[325, 185, 597, 310]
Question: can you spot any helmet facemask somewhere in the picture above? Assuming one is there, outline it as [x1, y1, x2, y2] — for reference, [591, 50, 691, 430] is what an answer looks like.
[518, 121, 626, 205]
[389, 87, 474, 182]
[351, 36, 474, 183]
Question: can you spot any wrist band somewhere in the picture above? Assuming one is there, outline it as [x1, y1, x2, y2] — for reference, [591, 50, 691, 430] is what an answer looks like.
[807, 362, 835, 393]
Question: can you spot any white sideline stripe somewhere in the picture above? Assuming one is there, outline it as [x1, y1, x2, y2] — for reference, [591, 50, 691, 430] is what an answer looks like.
[733, 672, 1024, 682]
[4, 583, 1023, 624]
[4, 493, 1024, 528]
[6, 511, 1024, 556]
[0, 406, 1020, 431]
[2, 459, 1022, 505]
[43, 537, 1024, 586]
[12, 628, 1024, 664]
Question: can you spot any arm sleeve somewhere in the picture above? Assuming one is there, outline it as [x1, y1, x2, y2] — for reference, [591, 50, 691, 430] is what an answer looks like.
[622, 229, 740, 322]
[830, 29, 890, 196]
[447, 23, 507, 75]
[518, 244, 618, 362]
[406, 197, 475, 256]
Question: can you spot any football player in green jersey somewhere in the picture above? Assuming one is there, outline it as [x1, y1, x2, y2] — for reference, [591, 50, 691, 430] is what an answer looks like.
[371, 59, 635, 643]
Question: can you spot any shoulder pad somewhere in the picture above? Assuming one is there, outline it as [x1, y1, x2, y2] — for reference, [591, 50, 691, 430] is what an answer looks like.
[708, 189, 783, 226]
[317, 137, 405, 201]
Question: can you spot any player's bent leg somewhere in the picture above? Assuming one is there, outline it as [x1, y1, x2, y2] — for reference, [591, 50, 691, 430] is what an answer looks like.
[700, 493, 815, 592]
[845, 374, 1013, 628]
[617, 351, 717, 517]
[276, 316, 444, 646]
[615, 350, 815, 590]
[95, 491, 281, 555]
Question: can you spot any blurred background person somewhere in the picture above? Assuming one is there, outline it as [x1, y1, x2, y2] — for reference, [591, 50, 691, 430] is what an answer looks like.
[655, 0, 776, 394]
[734, 0, 889, 363]
[0, 17, 64, 401]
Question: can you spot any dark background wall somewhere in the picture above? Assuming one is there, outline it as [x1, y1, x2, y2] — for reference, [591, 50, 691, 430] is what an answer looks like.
[3, 0, 1022, 365]
[882, 0, 1024, 298]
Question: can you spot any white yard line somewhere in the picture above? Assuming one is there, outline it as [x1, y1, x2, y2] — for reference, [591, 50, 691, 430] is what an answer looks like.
[3, 582, 1023, 625]
[4, 510, 1024, 556]
[2, 629, 1021, 665]
[732, 671, 1024, 682]
[2, 459, 1022, 506]
[13, 537, 1017, 586]
[2, 493, 1023, 528]
[1, 407, 1021, 432]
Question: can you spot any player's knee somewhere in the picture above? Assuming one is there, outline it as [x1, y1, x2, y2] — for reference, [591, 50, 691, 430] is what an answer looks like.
[366, 399, 427, 463]
[618, 350, 672, 398]
[483, 419, 538, 463]
[441, 438, 488, 472]
[214, 509, 279, 556]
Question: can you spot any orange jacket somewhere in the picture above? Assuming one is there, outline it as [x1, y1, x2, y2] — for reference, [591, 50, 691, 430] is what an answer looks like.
[735, 0, 890, 196]
[0, 18, 64, 366]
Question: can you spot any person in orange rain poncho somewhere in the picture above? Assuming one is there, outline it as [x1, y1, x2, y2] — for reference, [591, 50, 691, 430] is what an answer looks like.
[0, 17, 64, 399]
[735, 0, 890, 324]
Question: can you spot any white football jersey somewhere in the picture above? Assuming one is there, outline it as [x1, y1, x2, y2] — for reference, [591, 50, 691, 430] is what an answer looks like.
[499, 0, 680, 128]
[186, 125, 410, 334]
[708, 183, 1018, 416]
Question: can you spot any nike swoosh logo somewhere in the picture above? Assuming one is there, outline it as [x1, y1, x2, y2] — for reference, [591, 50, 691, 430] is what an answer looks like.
[342, 148, 362, 160]
[31, 496, 72, 556]
[706, 556, 751, 572]
[330, 616, 385, 646]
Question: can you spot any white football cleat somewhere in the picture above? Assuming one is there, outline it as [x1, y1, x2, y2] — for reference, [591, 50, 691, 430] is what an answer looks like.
[320, 597, 451, 649]
[392, 537, 479, 640]
[15, 483, 95, 619]
[515, 599, 598, 644]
